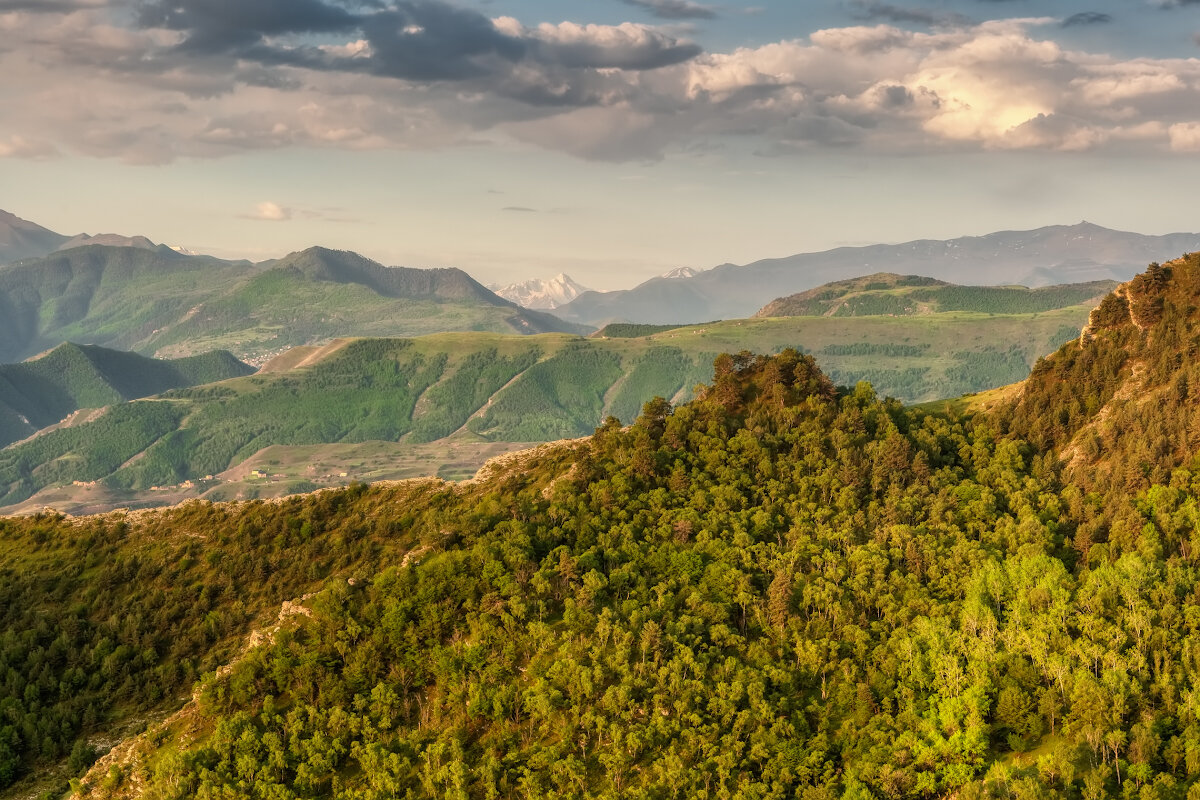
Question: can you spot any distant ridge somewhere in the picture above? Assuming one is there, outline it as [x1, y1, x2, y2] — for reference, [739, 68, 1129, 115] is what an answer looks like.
[55, 232, 159, 253]
[0, 209, 69, 263]
[0, 343, 253, 448]
[267, 246, 502, 302]
[755, 272, 1116, 318]
[555, 222, 1200, 326]
[0, 243, 586, 363]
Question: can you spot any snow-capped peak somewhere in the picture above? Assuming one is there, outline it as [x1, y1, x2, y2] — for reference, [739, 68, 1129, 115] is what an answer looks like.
[491, 273, 592, 309]
[660, 266, 700, 280]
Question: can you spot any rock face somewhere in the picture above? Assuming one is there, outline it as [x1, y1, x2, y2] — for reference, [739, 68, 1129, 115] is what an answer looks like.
[998, 254, 1200, 494]
[491, 273, 592, 309]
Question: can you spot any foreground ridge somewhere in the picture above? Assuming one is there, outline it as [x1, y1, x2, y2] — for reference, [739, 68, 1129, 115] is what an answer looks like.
[8, 251, 1200, 798]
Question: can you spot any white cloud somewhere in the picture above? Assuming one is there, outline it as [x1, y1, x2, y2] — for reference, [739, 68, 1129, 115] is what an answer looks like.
[5, 7, 1200, 162]
[1169, 122, 1200, 152]
[0, 134, 56, 158]
[248, 201, 291, 221]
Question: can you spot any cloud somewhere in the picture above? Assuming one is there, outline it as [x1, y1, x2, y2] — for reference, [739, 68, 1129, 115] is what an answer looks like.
[846, 1, 970, 27]
[6, 5, 1200, 164]
[247, 201, 292, 221]
[1062, 12, 1112, 27]
[0, 0, 103, 10]
[1169, 122, 1200, 151]
[0, 135, 57, 158]
[138, 0, 360, 53]
[512, 20, 702, 70]
[502, 206, 538, 212]
[620, 0, 718, 20]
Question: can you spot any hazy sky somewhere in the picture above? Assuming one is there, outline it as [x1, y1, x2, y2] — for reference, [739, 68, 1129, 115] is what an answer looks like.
[4, 0, 1200, 289]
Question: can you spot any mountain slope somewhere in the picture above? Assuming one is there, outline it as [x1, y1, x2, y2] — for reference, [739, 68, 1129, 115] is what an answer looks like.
[15, 252, 1200, 798]
[0, 299, 1093, 513]
[0, 343, 254, 448]
[55, 233, 160, 253]
[0, 209, 69, 264]
[0, 245, 584, 364]
[6, 330, 1200, 799]
[994, 252, 1200, 501]
[556, 222, 1200, 325]
[756, 273, 1116, 318]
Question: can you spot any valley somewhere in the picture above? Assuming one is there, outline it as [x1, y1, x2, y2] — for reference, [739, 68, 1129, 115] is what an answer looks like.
[3, 253, 1200, 799]
[1, 205, 1196, 800]
[9, 0, 1200, 796]
[0, 302, 1092, 515]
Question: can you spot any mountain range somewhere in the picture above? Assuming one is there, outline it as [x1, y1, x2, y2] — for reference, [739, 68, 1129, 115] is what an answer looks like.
[0, 270, 1107, 515]
[755, 272, 1117, 318]
[0, 243, 583, 364]
[553, 222, 1200, 325]
[0, 209, 70, 263]
[6, 253, 1200, 800]
[490, 273, 591, 309]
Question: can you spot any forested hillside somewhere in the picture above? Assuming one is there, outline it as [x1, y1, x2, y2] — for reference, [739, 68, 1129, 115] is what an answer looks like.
[9, 257, 1200, 798]
[5, 246, 1200, 797]
[0, 246, 580, 364]
[0, 336, 1185, 800]
[0, 344, 253, 448]
[756, 273, 1115, 319]
[0, 304, 1087, 514]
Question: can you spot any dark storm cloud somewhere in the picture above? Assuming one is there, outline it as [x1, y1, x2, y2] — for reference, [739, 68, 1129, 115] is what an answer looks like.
[846, 1, 969, 26]
[621, 0, 718, 20]
[135, 0, 699, 84]
[1062, 11, 1112, 26]
[0, 0, 101, 10]
[138, 0, 360, 52]
[531, 34, 701, 71]
[357, 4, 525, 80]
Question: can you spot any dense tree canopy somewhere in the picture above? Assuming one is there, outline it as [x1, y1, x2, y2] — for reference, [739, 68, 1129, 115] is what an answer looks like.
[9, 253, 1200, 800]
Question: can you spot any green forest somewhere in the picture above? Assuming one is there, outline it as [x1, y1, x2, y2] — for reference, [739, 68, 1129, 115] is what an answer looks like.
[757, 274, 1115, 320]
[0, 307, 1089, 512]
[7, 256, 1200, 799]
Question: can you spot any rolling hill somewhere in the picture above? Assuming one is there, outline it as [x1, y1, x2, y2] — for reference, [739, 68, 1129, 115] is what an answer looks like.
[554, 222, 1200, 325]
[8, 254, 1200, 799]
[755, 273, 1116, 318]
[0, 245, 585, 364]
[0, 343, 254, 449]
[0, 299, 1094, 513]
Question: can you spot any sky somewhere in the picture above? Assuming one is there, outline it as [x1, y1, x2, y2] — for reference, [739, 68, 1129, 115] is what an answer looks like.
[4, 1, 1200, 289]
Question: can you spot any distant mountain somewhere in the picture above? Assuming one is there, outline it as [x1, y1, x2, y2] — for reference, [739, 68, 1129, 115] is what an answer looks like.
[0, 342, 252, 448]
[0, 209, 69, 264]
[0, 291, 1097, 512]
[756, 272, 1116, 318]
[55, 232, 159, 252]
[0, 244, 585, 363]
[554, 222, 1200, 326]
[491, 273, 592, 309]
[660, 266, 701, 279]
